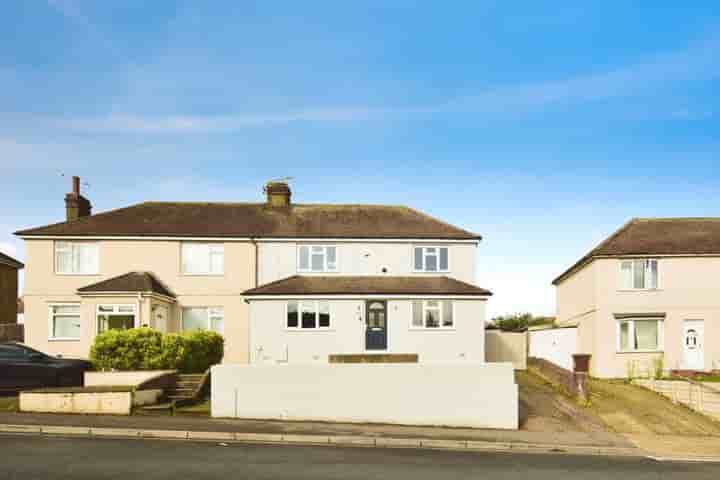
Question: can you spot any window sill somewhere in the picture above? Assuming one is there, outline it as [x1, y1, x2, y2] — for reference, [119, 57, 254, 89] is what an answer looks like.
[616, 289, 662, 292]
[180, 273, 224, 277]
[296, 271, 340, 275]
[48, 338, 81, 342]
[616, 350, 664, 354]
[412, 271, 450, 274]
[409, 327, 456, 331]
[285, 328, 335, 332]
[55, 272, 101, 276]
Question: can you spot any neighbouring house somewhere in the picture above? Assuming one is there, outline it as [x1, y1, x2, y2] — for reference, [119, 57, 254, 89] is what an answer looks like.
[553, 218, 720, 378]
[16, 177, 492, 364]
[17, 297, 24, 324]
[0, 251, 24, 324]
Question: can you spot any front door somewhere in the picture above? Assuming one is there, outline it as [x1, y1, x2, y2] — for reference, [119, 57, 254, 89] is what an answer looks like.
[366, 301, 387, 350]
[682, 320, 704, 371]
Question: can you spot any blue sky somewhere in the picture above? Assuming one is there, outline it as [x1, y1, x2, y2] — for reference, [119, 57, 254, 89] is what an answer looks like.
[2, 1, 719, 317]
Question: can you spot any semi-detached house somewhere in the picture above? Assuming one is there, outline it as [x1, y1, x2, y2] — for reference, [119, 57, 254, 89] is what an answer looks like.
[16, 177, 492, 364]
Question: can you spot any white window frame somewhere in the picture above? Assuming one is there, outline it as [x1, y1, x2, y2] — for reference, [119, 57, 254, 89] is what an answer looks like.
[296, 245, 339, 273]
[54, 241, 99, 275]
[413, 246, 450, 273]
[410, 300, 455, 330]
[285, 300, 332, 330]
[180, 243, 224, 276]
[616, 318, 664, 353]
[619, 259, 659, 290]
[181, 307, 224, 334]
[48, 303, 81, 341]
[96, 304, 137, 333]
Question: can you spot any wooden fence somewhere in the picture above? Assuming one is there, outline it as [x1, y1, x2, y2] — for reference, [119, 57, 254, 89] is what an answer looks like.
[635, 379, 720, 420]
[0, 323, 23, 342]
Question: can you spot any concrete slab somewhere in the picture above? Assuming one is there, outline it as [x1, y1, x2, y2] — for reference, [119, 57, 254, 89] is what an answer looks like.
[0, 424, 42, 434]
[90, 428, 140, 438]
[140, 429, 188, 440]
[187, 431, 235, 441]
[282, 434, 330, 445]
[375, 437, 422, 449]
[234, 432, 284, 443]
[420, 439, 468, 450]
[328, 435, 376, 447]
[41, 426, 91, 436]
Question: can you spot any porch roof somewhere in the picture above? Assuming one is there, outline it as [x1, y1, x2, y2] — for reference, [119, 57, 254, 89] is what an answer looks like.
[242, 275, 492, 297]
[77, 271, 175, 298]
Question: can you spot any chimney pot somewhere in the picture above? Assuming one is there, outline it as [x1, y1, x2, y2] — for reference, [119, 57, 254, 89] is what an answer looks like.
[65, 176, 92, 221]
[265, 181, 292, 208]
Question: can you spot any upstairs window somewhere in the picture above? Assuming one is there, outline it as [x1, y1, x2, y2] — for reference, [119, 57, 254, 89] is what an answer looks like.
[297, 246, 338, 273]
[181, 243, 224, 275]
[413, 246, 449, 272]
[620, 259, 658, 290]
[411, 300, 454, 329]
[55, 241, 99, 275]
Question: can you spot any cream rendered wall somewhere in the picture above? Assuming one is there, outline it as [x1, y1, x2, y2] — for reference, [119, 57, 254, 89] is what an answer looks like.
[590, 257, 720, 378]
[555, 261, 597, 368]
[22, 239, 255, 362]
[257, 241, 477, 284]
[249, 299, 486, 363]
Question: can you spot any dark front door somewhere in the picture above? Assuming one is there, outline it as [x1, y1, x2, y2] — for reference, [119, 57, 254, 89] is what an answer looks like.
[365, 301, 387, 350]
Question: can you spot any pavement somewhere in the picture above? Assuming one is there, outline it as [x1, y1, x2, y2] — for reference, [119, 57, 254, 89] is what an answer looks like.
[3, 435, 720, 479]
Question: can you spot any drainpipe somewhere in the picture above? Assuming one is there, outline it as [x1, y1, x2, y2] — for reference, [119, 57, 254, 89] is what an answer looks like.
[251, 238, 259, 287]
[136, 292, 142, 328]
[248, 238, 259, 364]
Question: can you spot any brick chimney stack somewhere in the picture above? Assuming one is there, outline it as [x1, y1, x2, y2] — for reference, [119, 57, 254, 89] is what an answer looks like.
[264, 181, 292, 208]
[64, 176, 92, 221]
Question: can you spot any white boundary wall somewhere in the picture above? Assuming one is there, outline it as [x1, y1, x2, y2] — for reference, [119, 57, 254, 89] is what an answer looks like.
[528, 328, 577, 370]
[211, 363, 518, 429]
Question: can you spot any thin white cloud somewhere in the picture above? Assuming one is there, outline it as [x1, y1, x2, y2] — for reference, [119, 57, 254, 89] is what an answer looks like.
[47, 0, 91, 26]
[9, 34, 720, 134]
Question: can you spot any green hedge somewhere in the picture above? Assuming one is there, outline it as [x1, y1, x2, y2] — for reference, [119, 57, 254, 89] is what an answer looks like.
[90, 328, 224, 373]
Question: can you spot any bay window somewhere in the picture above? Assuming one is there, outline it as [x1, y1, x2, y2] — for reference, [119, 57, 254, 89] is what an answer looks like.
[181, 243, 224, 275]
[411, 300, 454, 329]
[620, 259, 658, 290]
[297, 245, 338, 273]
[413, 246, 449, 272]
[97, 304, 136, 333]
[55, 241, 99, 274]
[286, 301, 331, 329]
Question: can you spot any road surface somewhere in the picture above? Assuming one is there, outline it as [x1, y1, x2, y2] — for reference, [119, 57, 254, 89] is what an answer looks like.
[1, 434, 718, 479]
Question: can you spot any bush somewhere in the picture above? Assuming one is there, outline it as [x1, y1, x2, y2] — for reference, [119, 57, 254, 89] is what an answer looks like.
[90, 328, 224, 373]
[491, 313, 555, 332]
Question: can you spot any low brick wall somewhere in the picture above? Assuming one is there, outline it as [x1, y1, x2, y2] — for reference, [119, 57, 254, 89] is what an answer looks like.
[528, 357, 589, 401]
[0, 323, 23, 342]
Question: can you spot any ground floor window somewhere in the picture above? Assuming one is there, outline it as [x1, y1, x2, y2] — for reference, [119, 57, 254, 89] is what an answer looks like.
[286, 301, 331, 329]
[182, 307, 224, 334]
[411, 300, 454, 329]
[617, 318, 663, 352]
[49, 304, 81, 340]
[97, 304, 137, 333]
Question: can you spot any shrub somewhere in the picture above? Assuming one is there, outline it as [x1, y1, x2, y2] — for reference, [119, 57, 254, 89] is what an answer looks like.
[90, 328, 224, 373]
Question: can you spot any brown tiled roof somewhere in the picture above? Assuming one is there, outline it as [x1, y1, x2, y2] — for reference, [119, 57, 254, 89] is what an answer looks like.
[15, 202, 480, 240]
[553, 218, 720, 285]
[0, 251, 23, 269]
[243, 275, 492, 296]
[77, 272, 175, 298]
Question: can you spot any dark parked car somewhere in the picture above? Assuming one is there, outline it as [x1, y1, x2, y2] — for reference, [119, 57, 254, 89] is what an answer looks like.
[0, 342, 92, 394]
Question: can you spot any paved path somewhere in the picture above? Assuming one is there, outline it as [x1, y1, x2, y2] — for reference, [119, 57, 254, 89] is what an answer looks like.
[2, 435, 718, 479]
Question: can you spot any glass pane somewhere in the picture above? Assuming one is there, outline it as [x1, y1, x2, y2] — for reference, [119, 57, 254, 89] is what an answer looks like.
[210, 315, 224, 333]
[98, 305, 114, 313]
[301, 302, 316, 328]
[210, 251, 224, 274]
[182, 308, 208, 330]
[79, 243, 98, 274]
[412, 301, 423, 327]
[425, 308, 440, 328]
[635, 321, 659, 350]
[325, 247, 337, 270]
[633, 260, 645, 289]
[54, 315, 80, 338]
[107, 315, 135, 331]
[318, 302, 330, 328]
[620, 261, 633, 289]
[647, 260, 658, 289]
[311, 252, 324, 271]
[619, 322, 629, 351]
[442, 300, 453, 327]
[118, 305, 135, 313]
[425, 254, 438, 272]
[182, 244, 208, 273]
[53, 305, 80, 315]
[414, 248, 423, 270]
[287, 301, 298, 328]
[56, 249, 72, 273]
[298, 246, 309, 270]
[439, 248, 449, 271]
